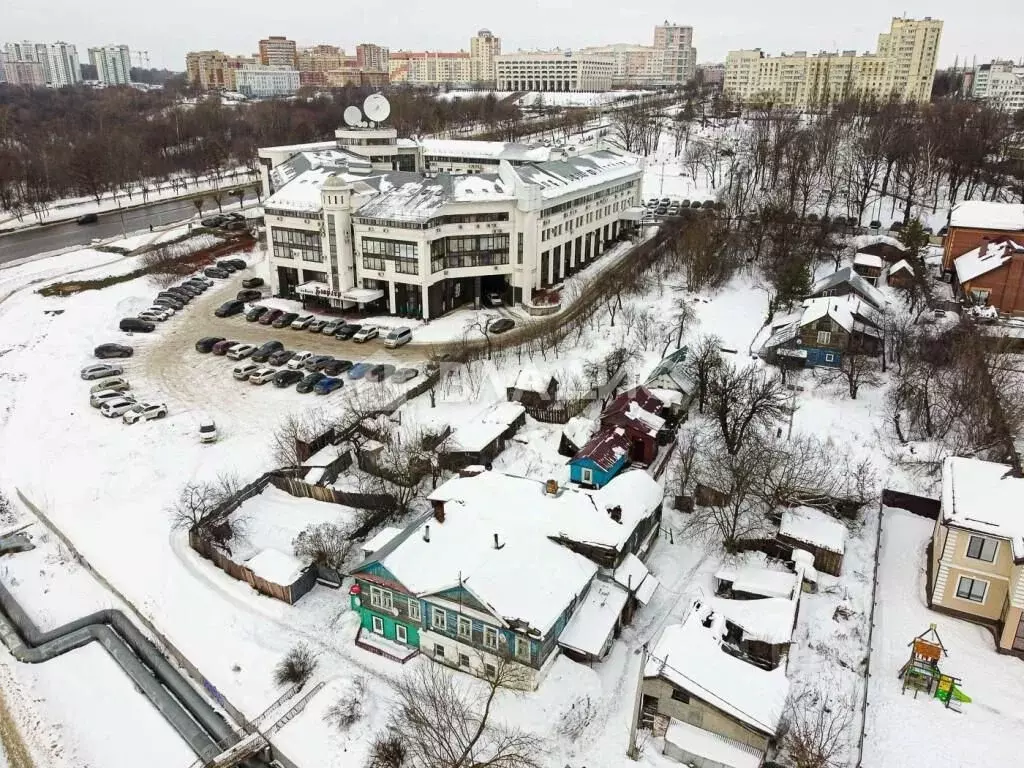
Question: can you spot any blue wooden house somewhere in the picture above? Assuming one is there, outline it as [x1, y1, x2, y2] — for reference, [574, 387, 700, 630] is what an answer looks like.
[569, 427, 630, 489]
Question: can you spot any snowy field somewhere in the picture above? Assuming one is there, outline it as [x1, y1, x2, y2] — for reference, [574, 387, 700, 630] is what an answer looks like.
[864, 508, 1024, 768]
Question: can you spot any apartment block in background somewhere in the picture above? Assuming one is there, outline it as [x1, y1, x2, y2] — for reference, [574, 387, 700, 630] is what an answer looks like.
[356, 43, 390, 74]
[259, 36, 297, 68]
[496, 50, 615, 92]
[654, 22, 696, 84]
[297, 44, 345, 73]
[3, 41, 81, 87]
[88, 44, 132, 85]
[235, 66, 300, 98]
[1, 57, 46, 88]
[470, 29, 501, 83]
[724, 16, 942, 107]
[581, 44, 665, 88]
[389, 51, 472, 85]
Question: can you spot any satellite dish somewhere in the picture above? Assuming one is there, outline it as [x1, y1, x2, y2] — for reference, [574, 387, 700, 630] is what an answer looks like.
[343, 105, 363, 127]
[363, 93, 391, 123]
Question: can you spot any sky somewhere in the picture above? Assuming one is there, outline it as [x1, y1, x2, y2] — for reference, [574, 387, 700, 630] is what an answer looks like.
[5, 1, 1022, 71]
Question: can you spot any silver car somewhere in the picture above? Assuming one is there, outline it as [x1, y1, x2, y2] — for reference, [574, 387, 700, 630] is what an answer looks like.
[89, 377, 130, 394]
[80, 363, 124, 380]
[91, 389, 133, 408]
[100, 397, 137, 418]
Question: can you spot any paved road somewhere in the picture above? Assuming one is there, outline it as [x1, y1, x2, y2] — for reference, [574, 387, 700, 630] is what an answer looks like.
[0, 192, 260, 266]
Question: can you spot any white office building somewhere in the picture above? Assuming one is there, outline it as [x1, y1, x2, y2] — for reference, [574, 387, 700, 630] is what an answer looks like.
[234, 66, 300, 98]
[3, 41, 81, 87]
[88, 45, 132, 85]
[972, 60, 1024, 112]
[258, 129, 643, 319]
[495, 50, 615, 92]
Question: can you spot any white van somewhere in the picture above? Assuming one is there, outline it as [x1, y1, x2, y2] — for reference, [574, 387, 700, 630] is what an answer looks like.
[384, 327, 413, 349]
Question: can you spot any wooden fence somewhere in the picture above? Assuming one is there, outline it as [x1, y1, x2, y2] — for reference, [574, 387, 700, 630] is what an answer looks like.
[880, 488, 940, 519]
[521, 396, 590, 424]
[267, 472, 395, 511]
[189, 530, 317, 604]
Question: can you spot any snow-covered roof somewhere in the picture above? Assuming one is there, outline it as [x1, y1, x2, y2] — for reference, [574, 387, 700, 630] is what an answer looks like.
[441, 401, 525, 453]
[265, 148, 379, 213]
[511, 368, 554, 394]
[779, 506, 847, 554]
[853, 252, 884, 269]
[635, 573, 659, 605]
[716, 566, 798, 599]
[420, 138, 557, 163]
[360, 470, 662, 635]
[954, 239, 1024, 283]
[571, 428, 629, 471]
[301, 443, 345, 468]
[711, 596, 798, 644]
[800, 295, 880, 337]
[941, 457, 1024, 559]
[665, 718, 764, 768]
[362, 526, 403, 555]
[648, 387, 684, 406]
[557, 579, 629, 657]
[808, 266, 886, 310]
[354, 174, 465, 223]
[950, 201, 1024, 232]
[562, 416, 597, 449]
[613, 552, 650, 592]
[887, 259, 914, 276]
[514, 149, 642, 200]
[646, 605, 791, 735]
[244, 548, 306, 585]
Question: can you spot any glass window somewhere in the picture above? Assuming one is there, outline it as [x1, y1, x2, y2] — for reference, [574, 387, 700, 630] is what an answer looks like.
[369, 586, 393, 610]
[408, 599, 421, 621]
[966, 536, 998, 563]
[955, 576, 987, 603]
[458, 616, 472, 639]
[432, 606, 447, 631]
[483, 626, 499, 649]
[514, 636, 531, 661]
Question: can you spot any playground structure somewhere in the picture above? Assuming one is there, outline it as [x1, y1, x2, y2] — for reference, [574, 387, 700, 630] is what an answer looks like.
[897, 624, 971, 712]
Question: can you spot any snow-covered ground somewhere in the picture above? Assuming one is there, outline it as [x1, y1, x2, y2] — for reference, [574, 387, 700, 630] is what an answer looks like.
[435, 90, 655, 108]
[865, 508, 1024, 768]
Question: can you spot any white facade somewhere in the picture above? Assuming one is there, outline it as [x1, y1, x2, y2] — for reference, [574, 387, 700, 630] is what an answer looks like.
[260, 131, 643, 320]
[654, 22, 697, 84]
[972, 60, 1024, 112]
[496, 51, 615, 92]
[88, 45, 132, 85]
[234, 66, 300, 98]
[3, 41, 81, 87]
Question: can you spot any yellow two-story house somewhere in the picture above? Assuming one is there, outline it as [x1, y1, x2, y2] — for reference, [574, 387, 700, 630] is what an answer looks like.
[930, 457, 1024, 655]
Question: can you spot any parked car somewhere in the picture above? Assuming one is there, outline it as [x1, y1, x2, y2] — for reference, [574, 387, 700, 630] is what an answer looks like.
[307, 319, 328, 333]
[123, 402, 168, 424]
[145, 306, 174, 319]
[226, 343, 258, 360]
[259, 308, 284, 326]
[76, 213, 99, 225]
[869, 219, 882, 230]
[484, 292, 504, 307]
[250, 340, 284, 363]
[81, 363, 124, 380]
[195, 336, 225, 353]
[352, 325, 379, 343]
[288, 351, 314, 369]
[391, 368, 419, 384]
[655, 205, 668, 215]
[246, 305, 269, 322]
[305, 355, 334, 372]
[201, 215, 226, 227]
[138, 310, 168, 323]
[268, 349, 296, 366]
[489, 318, 515, 334]
[667, 204, 681, 216]
[242, 277, 264, 289]
[163, 288, 193, 302]
[175, 284, 202, 297]
[215, 300, 245, 318]
[296, 372, 326, 394]
[322, 359, 352, 376]
[211, 339, 237, 355]
[272, 312, 298, 328]
[204, 267, 230, 279]
[660, 197, 671, 205]
[120, 317, 155, 333]
[334, 323, 361, 340]
[291, 314, 315, 330]
[94, 343, 134, 359]
[367, 364, 396, 382]
[236, 289, 262, 303]
[889, 220, 904, 232]
[248, 367, 278, 385]
[348, 362, 373, 380]
[186, 276, 213, 288]
[232, 362, 261, 380]
[273, 369, 304, 388]
[321, 319, 345, 336]
[198, 419, 218, 443]
[89, 377, 129, 394]
[91, 389, 133, 408]
[216, 260, 239, 273]
[224, 258, 247, 270]
[100, 397, 137, 418]
[314, 377, 344, 395]
[153, 296, 184, 311]
[383, 327, 412, 349]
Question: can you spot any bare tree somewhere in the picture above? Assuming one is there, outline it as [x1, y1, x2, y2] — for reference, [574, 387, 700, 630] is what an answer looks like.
[708, 364, 788, 454]
[684, 334, 724, 414]
[377, 658, 541, 768]
[686, 438, 772, 549]
[781, 691, 853, 768]
[167, 474, 241, 535]
[271, 410, 330, 468]
[273, 643, 318, 688]
[834, 339, 883, 400]
[293, 522, 355, 573]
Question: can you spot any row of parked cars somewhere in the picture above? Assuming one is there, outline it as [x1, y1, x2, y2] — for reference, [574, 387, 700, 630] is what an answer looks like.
[78, 363, 169, 423]
[194, 337, 419, 394]
[116, 258, 250, 334]
[215, 303, 416, 348]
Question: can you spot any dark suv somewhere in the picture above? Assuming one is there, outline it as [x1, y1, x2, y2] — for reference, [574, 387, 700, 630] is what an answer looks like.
[214, 300, 245, 318]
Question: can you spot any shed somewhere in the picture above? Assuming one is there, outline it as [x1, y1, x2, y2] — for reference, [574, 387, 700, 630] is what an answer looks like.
[557, 579, 630, 663]
[361, 526, 403, 559]
[570, 428, 630, 488]
[663, 718, 764, 768]
[778, 506, 847, 576]
[711, 596, 798, 670]
[507, 369, 558, 407]
[714, 565, 798, 601]
[884, 259, 915, 289]
[438, 402, 526, 470]
[560, 416, 598, 457]
[852, 252, 884, 281]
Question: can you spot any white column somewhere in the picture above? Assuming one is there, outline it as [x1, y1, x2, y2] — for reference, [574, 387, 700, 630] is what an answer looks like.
[421, 283, 430, 320]
[387, 281, 397, 314]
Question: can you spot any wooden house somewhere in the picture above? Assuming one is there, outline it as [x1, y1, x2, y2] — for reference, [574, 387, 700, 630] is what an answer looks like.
[777, 506, 847, 576]
[559, 416, 597, 457]
[953, 238, 1024, 316]
[437, 402, 526, 471]
[569, 428, 630, 488]
[506, 369, 558, 407]
[856, 239, 908, 264]
[599, 387, 667, 464]
[942, 201, 1024, 273]
[644, 348, 695, 418]
[806, 266, 886, 310]
[884, 259, 915, 289]
[852, 252, 884, 282]
[711, 596, 799, 671]
[761, 295, 881, 368]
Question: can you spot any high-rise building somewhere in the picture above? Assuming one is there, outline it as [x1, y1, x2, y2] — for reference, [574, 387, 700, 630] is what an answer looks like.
[1, 57, 47, 87]
[389, 51, 473, 85]
[724, 16, 943, 107]
[470, 29, 501, 83]
[654, 22, 696, 85]
[496, 51, 615, 92]
[3, 41, 81, 87]
[185, 50, 256, 90]
[581, 44, 665, 87]
[235, 66, 300, 98]
[259, 36, 297, 68]
[297, 44, 345, 73]
[971, 60, 1024, 112]
[88, 44, 132, 85]
[356, 43, 390, 73]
